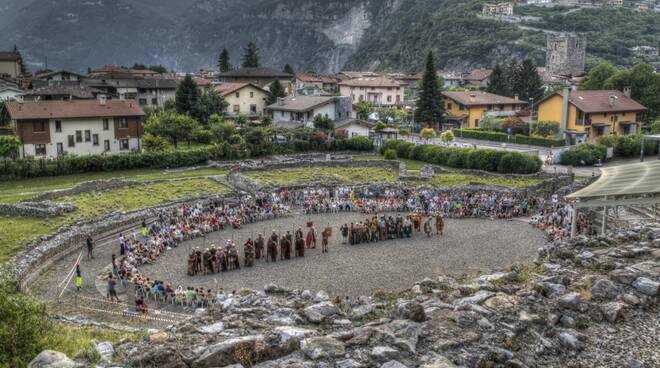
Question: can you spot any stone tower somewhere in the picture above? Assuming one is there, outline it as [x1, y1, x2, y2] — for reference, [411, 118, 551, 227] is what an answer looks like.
[546, 33, 587, 77]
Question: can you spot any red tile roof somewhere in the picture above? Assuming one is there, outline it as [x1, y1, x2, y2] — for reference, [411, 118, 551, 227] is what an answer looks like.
[463, 68, 492, 82]
[295, 73, 338, 84]
[5, 100, 146, 120]
[558, 90, 647, 113]
[0, 52, 21, 62]
[338, 76, 403, 88]
[442, 91, 526, 106]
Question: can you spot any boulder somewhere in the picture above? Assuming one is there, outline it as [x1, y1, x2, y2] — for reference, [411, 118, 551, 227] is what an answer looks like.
[264, 284, 291, 294]
[336, 359, 363, 368]
[483, 293, 520, 310]
[558, 292, 584, 311]
[599, 302, 625, 323]
[419, 355, 457, 368]
[273, 326, 315, 344]
[454, 290, 494, 306]
[391, 300, 426, 322]
[28, 350, 83, 368]
[300, 336, 345, 360]
[192, 334, 298, 368]
[381, 361, 409, 368]
[632, 277, 659, 296]
[590, 279, 619, 301]
[609, 269, 639, 285]
[558, 332, 581, 350]
[371, 346, 400, 362]
[314, 290, 330, 302]
[93, 341, 114, 362]
[303, 302, 341, 323]
[198, 322, 225, 334]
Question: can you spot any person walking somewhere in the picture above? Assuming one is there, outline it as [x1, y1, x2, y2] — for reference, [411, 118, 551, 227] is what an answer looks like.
[106, 272, 119, 302]
[86, 236, 94, 260]
[74, 264, 83, 291]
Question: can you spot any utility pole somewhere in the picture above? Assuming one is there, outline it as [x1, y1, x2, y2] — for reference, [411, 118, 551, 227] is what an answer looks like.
[529, 97, 534, 138]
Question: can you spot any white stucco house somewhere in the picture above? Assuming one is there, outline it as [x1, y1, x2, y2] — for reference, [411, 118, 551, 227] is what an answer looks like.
[266, 95, 352, 127]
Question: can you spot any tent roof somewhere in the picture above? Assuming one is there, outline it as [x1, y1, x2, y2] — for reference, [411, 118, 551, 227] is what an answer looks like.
[567, 160, 660, 199]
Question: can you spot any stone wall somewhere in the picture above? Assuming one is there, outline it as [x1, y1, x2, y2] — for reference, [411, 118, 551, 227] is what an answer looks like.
[0, 201, 77, 217]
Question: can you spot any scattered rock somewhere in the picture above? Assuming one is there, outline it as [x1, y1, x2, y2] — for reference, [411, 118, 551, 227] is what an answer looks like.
[303, 302, 341, 323]
[632, 277, 659, 296]
[28, 350, 83, 368]
[590, 279, 619, 300]
[300, 336, 346, 360]
[371, 346, 400, 362]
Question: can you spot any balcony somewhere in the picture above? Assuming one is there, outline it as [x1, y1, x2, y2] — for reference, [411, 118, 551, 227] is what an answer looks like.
[576, 119, 591, 126]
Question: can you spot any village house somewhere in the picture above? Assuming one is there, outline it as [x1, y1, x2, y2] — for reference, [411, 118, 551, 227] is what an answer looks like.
[4, 98, 145, 158]
[216, 83, 270, 119]
[32, 70, 85, 88]
[0, 51, 23, 79]
[218, 67, 293, 88]
[334, 118, 375, 138]
[442, 91, 527, 129]
[294, 74, 340, 94]
[22, 85, 103, 101]
[536, 89, 646, 143]
[338, 76, 405, 106]
[482, 2, 514, 16]
[462, 68, 493, 89]
[266, 95, 352, 128]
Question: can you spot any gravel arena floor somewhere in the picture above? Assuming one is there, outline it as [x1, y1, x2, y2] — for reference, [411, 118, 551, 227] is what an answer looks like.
[36, 212, 546, 306]
[146, 213, 543, 296]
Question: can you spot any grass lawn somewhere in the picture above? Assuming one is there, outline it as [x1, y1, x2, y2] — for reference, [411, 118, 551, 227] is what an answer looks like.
[246, 166, 398, 186]
[353, 155, 427, 171]
[0, 178, 228, 264]
[411, 174, 541, 189]
[0, 167, 226, 203]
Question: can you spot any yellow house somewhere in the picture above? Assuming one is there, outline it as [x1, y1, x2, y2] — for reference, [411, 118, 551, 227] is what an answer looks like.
[441, 91, 527, 129]
[216, 83, 270, 119]
[536, 89, 646, 142]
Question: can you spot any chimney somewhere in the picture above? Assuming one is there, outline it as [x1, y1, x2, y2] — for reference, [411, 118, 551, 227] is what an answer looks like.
[514, 94, 519, 101]
[99, 95, 107, 105]
[119, 93, 126, 101]
[609, 95, 617, 108]
[623, 86, 631, 98]
[277, 97, 285, 106]
[468, 93, 476, 103]
[560, 88, 570, 137]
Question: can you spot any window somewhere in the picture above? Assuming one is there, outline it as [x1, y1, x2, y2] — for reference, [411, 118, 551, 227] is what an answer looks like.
[56, 143, 63, 155]
[233, 105, 240, 113]
[75, 130, 82, 142]
[33, 121, 46, 133]
[151, 98, 158, 106]
[35, 144, 46, 156]
[459, 104, 465, 111]
[84, 130, 91, 142]
[92, 134, 99, 146]
[250, 104, 257, 113]
[250, 92, 254, 98]
[139, 98, 147, 105]
[474, 119, 480, 127]
[235, 92, 240, 98]
[55, 120, 62, 132]
[446, 103, 452, 110]
[67, 135, 75, 147]
[104, 140, 110, 152]
[118, 118, 128, 129]
[119, 139, 129, 150]
[103, 119, 109, 130]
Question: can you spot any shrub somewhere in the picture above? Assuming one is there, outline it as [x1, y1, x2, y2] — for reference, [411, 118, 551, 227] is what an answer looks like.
[340, 136, 373, 151]
[513, 134, 566, 147]
[560, 143, 607, 166]
[498, 152, 542, 174]
[596, 135, 657, 158]
[380, 139, 401, 154]
[193, 129, 214, 144]
[500, 116, 528, 135]
[383, 149, 397, 160]
[143, 133, 171, 152]
[395, 141, 415, 159]
[532, 120, 560, 137]
[0, 136, 20, 158]
[452, 129, 565, 147]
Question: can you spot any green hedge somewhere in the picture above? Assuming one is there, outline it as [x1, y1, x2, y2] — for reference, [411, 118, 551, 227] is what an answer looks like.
[559, 143, 607, 166]
[596, 134, 657, 158]
[380, 140, 542, 174]
[453, 129, 566, 148]
[0, 136, 374, 180]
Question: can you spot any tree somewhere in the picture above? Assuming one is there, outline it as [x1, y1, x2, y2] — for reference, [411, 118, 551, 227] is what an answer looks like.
[515, 59, 544, 101]
[501, 116, 527, 135]
[313, 114, 334, 131]
[241, 42, 259, 68]
[143, 133, 171, 152]
[0, 136, 20, 158]
[175, 75, 199, 116]
[194, 87, 228, 124]
[532, 120, 560, 137]
[420, 127, 436, 142]
[283, 64, 295, 75]
[210, 118, 236, 142]
[580, 61, 617, 90]
[0, 271, 52, 367]
[487, 64, 509, 96]
[440, 130, 455, 144]
[266, 80, 287, 105]
[506, 60, 521, 98]
[650, 119, 660, 134]
[13, 45, 28, 76]
[355, 101, 374, 120]
[415, 51, 443, 126]
[603, 62, 660, 121]
[218, 48, 232, 73]
[145, 111, 200, 147]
